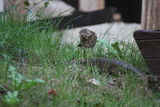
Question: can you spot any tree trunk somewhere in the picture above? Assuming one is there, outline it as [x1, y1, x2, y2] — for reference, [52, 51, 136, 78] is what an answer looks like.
[141, 0, 160, 30]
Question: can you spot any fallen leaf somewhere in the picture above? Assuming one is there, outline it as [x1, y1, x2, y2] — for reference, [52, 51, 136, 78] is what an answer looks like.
[48, 89, 58, 96]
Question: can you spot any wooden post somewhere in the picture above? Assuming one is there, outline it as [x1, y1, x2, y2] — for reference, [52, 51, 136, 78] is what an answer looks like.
[141, 0, 160, 30]
[79, 0, 105, 12]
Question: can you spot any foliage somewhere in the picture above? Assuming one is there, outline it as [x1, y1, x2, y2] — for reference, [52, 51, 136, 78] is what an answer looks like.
[4, 91, 19, 105]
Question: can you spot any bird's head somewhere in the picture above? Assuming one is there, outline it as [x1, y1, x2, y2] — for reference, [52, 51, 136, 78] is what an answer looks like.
[79, 29, 95, 38]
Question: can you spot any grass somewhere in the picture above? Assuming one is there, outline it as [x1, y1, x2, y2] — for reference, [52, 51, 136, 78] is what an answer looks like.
[0, 12, 160, 107]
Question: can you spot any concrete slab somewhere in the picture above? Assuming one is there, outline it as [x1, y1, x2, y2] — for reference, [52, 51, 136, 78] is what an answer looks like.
[62, 22, 141, 45]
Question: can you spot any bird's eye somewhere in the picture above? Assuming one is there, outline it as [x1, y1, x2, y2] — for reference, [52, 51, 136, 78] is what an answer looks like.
[92, 32, 95, 35]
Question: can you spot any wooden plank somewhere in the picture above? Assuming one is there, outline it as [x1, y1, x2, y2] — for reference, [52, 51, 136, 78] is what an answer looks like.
[134, 30, 160, 40]
[56, 8, 116, 29]
[33, 8, 116, 30]
[145, 59, 160, 75]
[133, 30, 160, 78]
[31, 8, 116, 29]
[136, 40, 160, 58]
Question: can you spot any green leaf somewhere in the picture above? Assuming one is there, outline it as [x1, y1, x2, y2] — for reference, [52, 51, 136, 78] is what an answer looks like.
[44, 2, 49, 7]
[8, 65, 16, 72]
[111, 41, 122, 58]
[8, 66, 25, 88]
[34, 79, 45, 83]
[5, 91, 19, 105]
[97, 38, 118, 55]
[18, 79, 45, 90]
[0, 41, 6, 47]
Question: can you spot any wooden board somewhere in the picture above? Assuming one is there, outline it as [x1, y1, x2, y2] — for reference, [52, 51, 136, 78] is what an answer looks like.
[134, 30, 160, 80]
[136, 40, 160, 58]
[134, 30, 160, 40]
[145, 59, 160, 75]
[32, 8, 116, 30]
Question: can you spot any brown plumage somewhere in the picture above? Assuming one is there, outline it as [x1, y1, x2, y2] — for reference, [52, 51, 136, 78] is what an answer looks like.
[78, 29, 97, 48]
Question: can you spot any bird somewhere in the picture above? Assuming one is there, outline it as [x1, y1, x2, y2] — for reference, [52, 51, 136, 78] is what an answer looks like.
[75, 29, 144, 75]
[78, 29, 97, 48]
